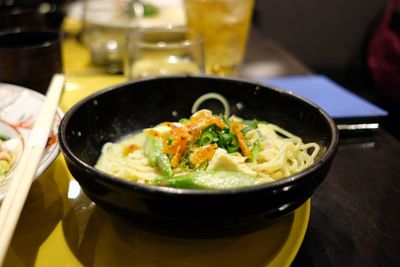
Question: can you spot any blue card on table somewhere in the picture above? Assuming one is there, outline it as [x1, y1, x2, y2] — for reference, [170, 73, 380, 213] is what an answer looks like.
[259, 75, 388, 130]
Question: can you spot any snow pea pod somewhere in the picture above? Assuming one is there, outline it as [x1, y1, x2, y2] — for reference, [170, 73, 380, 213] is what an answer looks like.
[155, 170, 259, 190]
[144, 135, 173, 177]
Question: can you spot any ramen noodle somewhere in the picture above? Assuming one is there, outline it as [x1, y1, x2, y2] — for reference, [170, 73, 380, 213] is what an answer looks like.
[96, 104, 320, 189]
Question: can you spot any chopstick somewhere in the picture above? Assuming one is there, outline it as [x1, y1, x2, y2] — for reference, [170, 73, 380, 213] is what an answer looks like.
[0, 74, 65, 265]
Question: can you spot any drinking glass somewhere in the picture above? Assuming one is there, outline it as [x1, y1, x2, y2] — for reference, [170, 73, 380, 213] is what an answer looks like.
[82, 0, 138, 73]
[81, 0, 186, 74]
[125, 27, 204, 79]
[184, 0, 255, 76]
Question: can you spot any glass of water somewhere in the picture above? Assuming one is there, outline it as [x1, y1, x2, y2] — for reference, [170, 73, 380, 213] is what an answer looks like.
[125, 27, 204, 79]
[82, 0, 139, 74]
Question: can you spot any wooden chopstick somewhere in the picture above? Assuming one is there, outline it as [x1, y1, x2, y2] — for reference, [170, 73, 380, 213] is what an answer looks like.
[0, 74, 65, 265]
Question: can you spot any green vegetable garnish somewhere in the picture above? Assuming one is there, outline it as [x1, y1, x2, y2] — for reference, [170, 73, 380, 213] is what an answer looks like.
[143, 3, 158, 17]
[179, 118, 189, 124]
[218, 133, 232, 147]
[226, 143, 239, 153]
[196, 123, 240, 153]
[199, 132, 214, 145]
[126, 1, 158, 18]
[167, 137, 174, 145]
[220, 114, 230, 128]
[154, 170, 259, 190]
[242, 119, 260, 135]
[144, 135, 172, 177]
[0, 135, 9, 141]
[250, 140, 261, 162]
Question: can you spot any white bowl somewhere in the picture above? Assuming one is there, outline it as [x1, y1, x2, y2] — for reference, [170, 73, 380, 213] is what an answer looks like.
[0, 83, 63, 200]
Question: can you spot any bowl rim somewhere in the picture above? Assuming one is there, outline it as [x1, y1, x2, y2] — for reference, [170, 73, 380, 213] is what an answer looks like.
[59, 75, 339, 196]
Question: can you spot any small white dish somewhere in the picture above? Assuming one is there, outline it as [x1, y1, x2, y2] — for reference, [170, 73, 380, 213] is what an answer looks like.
[0, 83, 63, 200]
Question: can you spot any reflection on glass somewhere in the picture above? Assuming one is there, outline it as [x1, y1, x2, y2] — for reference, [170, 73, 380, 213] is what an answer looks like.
[125, 27, 204, 79]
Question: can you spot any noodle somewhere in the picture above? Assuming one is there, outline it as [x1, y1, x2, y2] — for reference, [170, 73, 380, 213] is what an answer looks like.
[96, 133, 159, 183]
[191, 92, 230, 118]
[95, 109, 320, 189]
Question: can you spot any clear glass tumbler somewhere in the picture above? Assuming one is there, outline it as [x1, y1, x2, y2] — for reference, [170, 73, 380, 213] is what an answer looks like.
[82, 0, 138, 73]
[125, 27, 204, 79]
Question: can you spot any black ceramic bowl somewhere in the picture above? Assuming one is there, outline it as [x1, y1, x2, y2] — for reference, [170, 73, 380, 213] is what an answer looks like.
[58, 76, 339, 237]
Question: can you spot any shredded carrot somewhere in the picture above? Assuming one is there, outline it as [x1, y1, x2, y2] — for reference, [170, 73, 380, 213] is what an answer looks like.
[171, 144, 187, 168]
[210, 117, 226, 129]
[189, 144, 218, 165]
[144, 129, 162, 138]
[161, 110, 227, 166]
[123, 144, 141, 156]
[231, 121, 252, 157]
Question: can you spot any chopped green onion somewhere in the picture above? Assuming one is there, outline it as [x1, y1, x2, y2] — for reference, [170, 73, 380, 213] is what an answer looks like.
[242, 126, 252, 136]
[199, 132, 214, 145]
[0, 135, 9, 141]
[250, 140, 261, 162]
[243, 119, 259, 129]
[179, 118, 189, 124]
[218, 133, 232, 147]
[210, 130, 219, 138]
[220, 114, 230, 128]
[167, 137, 174, 145]
[226, 143, 239, 153]
[202, 124, 218, 133]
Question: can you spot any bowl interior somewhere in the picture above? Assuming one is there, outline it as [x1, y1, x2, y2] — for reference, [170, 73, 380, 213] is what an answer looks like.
[61, 76, 335, 174]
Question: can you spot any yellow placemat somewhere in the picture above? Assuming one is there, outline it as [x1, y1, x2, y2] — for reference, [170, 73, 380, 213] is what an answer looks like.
[61, 35, 126, 111]
[62, 75, 126, 111]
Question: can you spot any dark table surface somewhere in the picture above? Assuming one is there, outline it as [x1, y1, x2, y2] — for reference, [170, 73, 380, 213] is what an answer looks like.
[245, 28, 400, 267]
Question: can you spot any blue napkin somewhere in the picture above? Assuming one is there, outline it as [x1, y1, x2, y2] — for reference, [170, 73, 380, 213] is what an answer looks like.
[259, 75, 388, 121]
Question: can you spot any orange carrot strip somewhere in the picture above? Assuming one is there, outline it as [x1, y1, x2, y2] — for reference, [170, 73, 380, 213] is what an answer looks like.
[231, 121, 251, 157]
[144, 129, 162, 138]
[123, 144, 141, 156]
[189, 144, 218, 165]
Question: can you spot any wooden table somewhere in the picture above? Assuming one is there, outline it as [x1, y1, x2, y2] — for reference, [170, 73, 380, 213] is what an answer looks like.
[245, 29, 400, 266]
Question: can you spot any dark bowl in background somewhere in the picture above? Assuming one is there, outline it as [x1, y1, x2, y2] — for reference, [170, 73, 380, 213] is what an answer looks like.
[58, 76, 339, 237]
[0, 29, 63, 94]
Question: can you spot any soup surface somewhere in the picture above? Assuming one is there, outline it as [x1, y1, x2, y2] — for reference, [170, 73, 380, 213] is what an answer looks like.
[95, 109, 320, 190]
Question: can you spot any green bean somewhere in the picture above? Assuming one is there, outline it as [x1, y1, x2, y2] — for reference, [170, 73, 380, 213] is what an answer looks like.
[154, 170, 258, 190]
[144, 135, 172, 177]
